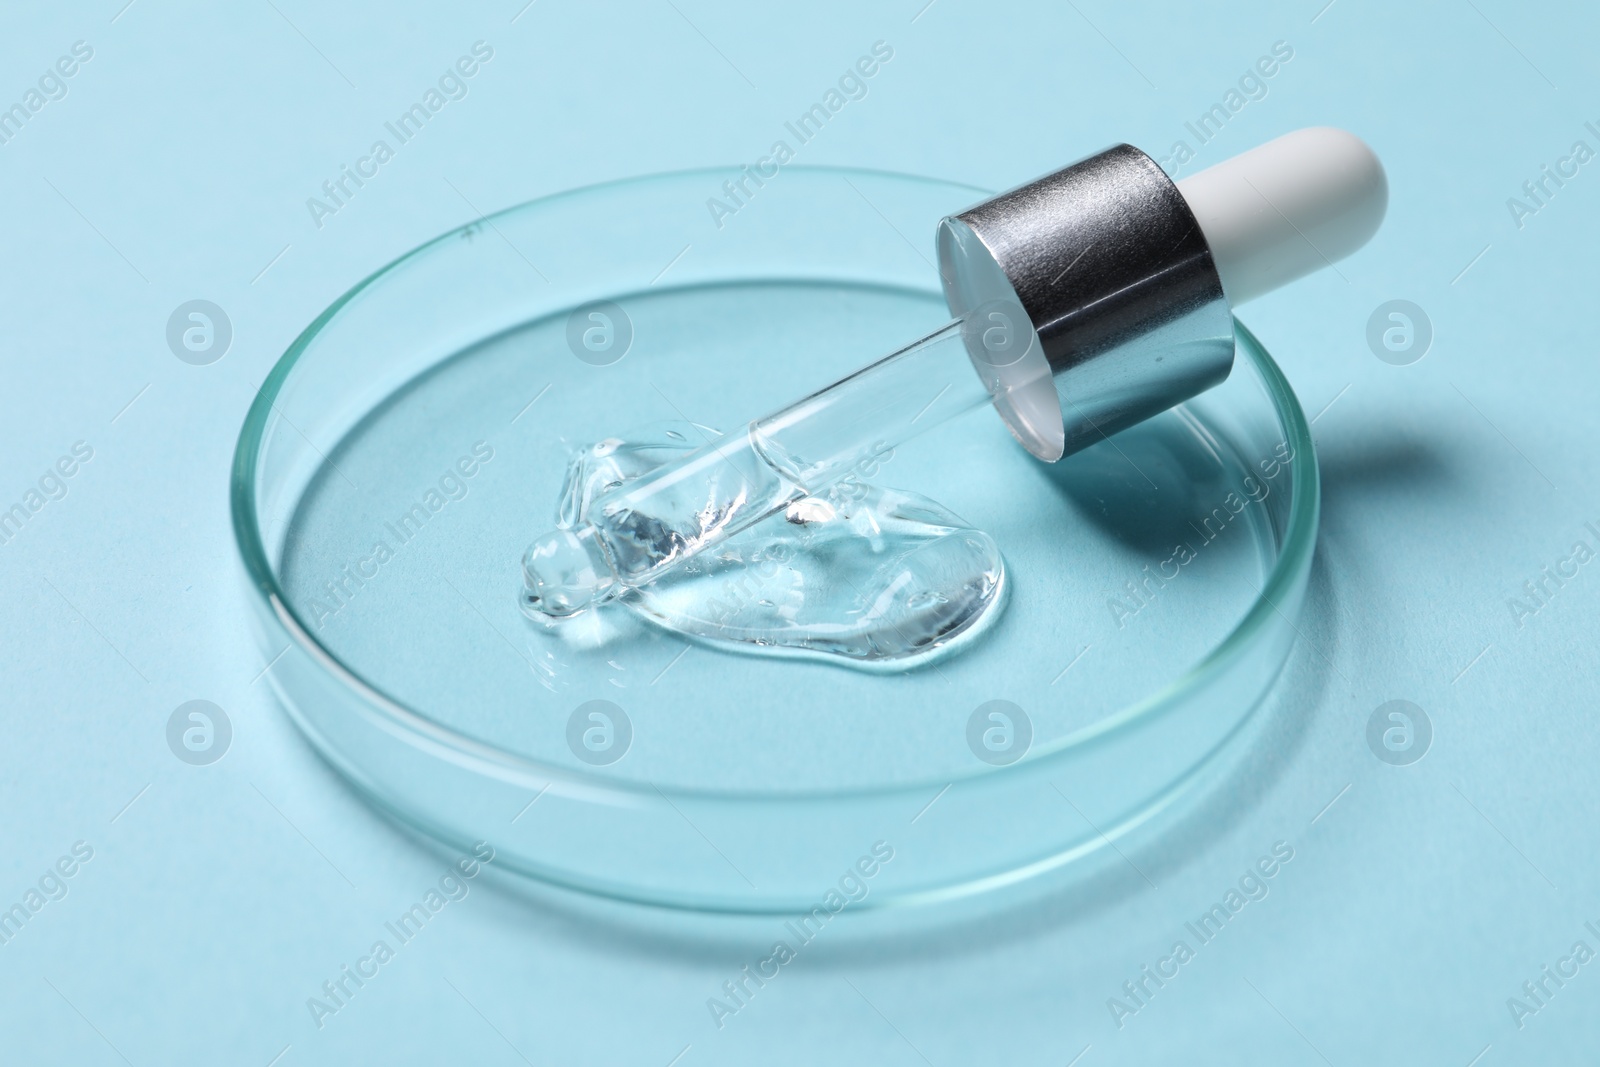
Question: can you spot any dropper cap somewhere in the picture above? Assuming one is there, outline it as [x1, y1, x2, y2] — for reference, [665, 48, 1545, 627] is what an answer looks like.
[936, 127, 1387, 461]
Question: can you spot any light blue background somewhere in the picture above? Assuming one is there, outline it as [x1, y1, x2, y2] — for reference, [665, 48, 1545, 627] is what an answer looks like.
[3, 0, 1597, 1062]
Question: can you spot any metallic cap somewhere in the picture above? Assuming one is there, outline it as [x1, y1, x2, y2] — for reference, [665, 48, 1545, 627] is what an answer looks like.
[937, 144, 1234, 461]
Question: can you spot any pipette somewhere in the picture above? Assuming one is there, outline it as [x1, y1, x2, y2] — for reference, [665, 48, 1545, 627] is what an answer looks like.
[522, 127, 1387, 618]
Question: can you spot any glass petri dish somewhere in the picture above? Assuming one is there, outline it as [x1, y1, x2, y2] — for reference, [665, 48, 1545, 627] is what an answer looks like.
[232, 168, 1318, 913]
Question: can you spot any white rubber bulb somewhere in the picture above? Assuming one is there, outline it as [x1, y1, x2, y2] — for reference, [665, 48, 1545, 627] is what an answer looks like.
[1176, 127, 1387, 305]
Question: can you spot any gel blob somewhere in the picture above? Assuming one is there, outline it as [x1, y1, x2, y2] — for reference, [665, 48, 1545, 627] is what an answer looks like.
[523, 426, 1006, 668]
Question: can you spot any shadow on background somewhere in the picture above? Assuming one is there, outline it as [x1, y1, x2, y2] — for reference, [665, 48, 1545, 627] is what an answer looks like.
[1315, 428, 1458, 518]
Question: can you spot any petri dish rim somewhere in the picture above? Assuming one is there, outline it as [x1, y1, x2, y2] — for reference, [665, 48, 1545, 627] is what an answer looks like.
[232, 165, 1319, 806]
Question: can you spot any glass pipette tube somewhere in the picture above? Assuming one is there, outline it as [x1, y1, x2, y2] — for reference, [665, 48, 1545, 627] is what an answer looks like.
[522, 308, 1029, 618]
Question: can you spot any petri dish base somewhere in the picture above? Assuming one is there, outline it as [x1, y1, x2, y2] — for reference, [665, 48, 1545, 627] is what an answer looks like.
[232, 168, 1319, 913]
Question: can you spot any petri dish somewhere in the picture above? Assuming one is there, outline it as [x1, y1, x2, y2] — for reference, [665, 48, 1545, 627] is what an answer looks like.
[231, 168, 1319, 913]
